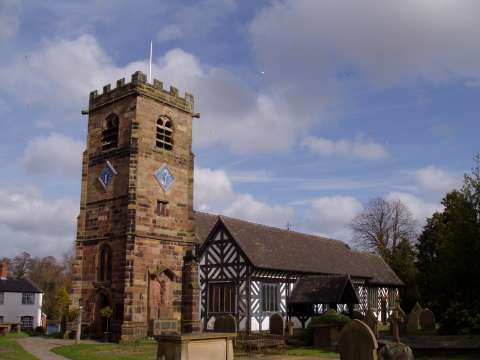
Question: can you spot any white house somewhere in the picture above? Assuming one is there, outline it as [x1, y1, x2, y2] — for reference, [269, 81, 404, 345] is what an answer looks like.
[0, 258, 43, 329]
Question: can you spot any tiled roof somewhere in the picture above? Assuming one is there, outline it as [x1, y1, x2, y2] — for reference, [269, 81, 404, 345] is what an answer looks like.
[289, 275, 359, 304]
[194, 212, 403, 287]
[0, 278, 42, 293]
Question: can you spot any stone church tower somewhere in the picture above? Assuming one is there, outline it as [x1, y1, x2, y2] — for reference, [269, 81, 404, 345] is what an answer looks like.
[71, 71, 200, 340]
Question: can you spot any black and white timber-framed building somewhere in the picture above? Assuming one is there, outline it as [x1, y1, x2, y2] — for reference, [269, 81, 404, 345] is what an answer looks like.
[195, 212, 403, 332]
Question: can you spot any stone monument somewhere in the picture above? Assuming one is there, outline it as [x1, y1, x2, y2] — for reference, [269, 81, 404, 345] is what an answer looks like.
[419, 309, 435, 331]
[406, 302, 422, 334]
[338, 319, 378, 360]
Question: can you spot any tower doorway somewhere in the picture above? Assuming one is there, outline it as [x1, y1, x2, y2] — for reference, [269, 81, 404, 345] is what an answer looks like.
[94, 292, 112, 338]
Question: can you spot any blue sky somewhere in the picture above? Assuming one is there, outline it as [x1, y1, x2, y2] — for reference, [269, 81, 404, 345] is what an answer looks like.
[0, 0, 478, 257]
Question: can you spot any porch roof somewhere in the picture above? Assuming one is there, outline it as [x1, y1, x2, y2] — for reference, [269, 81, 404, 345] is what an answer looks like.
[289, 275, 359, 304]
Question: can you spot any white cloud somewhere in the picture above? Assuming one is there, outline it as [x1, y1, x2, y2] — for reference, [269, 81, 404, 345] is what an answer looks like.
[0, 186, 77, 257]
[305, 196, 363, 238]
[194, 167, 294, 228]
[416, 165, 460, 196]
[385, 191, 442, 225]
[21, 133, 84, 177]
[250, 0, 480, 87]
[302, 135, 388, 160]
[0, 35, 315, 153]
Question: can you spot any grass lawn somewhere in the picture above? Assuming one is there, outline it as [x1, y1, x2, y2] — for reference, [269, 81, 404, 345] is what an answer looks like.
[0, 333, 37, 360]
[284, 345, 339, 358]
[52, 340, 157, 360]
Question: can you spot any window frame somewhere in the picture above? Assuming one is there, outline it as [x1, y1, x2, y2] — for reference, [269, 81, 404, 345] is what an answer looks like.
[98, 244, 113, 283]
[368, 287, 379, 309]
[261, 283, 280, 313]
[20, 315, 33, 329]
[207, 282, 236, 314]
[101, 113, 119, 151]
[21, 293, 35, 305]
[156, 116, 174, 151]
[156, 200, 169, 217]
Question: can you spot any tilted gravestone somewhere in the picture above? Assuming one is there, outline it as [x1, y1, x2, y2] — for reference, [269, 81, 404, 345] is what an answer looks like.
[269, 313, 284, 336]
[338, 319, 378, 360]
[365, 309, 379, 339]
[419, 309, 435, 331]
[406, 302, 422, 334]
[213, 314, 237, 333]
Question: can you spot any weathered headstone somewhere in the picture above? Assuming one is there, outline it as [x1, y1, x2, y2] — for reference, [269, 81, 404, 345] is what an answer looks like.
[213, 314, 237, 333]
[269, 313, 284, 335]
[379, 342, 414, 360]
[338, 319, 378, 360]
[406, 302, 422, 334]
[365, 309, 379, 339]
[419, 309, 435, 331]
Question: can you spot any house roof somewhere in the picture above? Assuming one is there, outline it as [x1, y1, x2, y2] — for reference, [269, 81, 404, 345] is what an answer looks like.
[289, 275, 359, 304]
[194, 212, 403, 287]
[0, 278, 42, 293]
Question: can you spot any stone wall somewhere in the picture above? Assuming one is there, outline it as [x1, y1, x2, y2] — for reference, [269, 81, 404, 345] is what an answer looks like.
[71, 71, 198, 341]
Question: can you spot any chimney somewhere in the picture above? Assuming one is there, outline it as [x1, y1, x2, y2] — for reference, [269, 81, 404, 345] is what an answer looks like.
[0, 258, 8, 280]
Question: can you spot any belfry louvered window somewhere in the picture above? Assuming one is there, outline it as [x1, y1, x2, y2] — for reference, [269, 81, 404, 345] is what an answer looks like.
[102, 113, 119, 150]
[156, 116, 173, 151]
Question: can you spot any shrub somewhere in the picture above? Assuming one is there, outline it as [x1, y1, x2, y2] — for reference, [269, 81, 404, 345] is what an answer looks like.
[439, 301, 480, 335]
[309, 310, 351, 327]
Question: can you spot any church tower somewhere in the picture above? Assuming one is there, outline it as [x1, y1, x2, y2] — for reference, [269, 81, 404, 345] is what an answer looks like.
[71, 71, 199, 340]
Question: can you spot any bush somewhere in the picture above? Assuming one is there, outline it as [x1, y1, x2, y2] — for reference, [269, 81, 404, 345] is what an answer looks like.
[439, 301, 480, 335]
[309, 310, 351, 327]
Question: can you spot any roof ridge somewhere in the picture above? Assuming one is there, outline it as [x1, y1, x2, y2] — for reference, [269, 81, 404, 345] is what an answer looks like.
[218, 213, 348, 247]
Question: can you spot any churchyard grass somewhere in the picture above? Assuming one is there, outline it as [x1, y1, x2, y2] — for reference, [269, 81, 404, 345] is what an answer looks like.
[284, 345, 339, 357]
[52, 339, 157, 360]
[0, 332, 37, 360]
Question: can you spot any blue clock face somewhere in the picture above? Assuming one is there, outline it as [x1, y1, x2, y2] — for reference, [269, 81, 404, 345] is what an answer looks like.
[155, 164, 175, 192]
[98, 162, 117, 190]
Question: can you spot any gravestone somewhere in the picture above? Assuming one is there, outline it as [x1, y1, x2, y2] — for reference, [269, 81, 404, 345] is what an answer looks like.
[379, 342, 414, 360]
[338, 319, 378, 360]
[365, 309, 379, 339]
[419, 309, 435, 331]
[269, 313, 284, 335]
[213, 314, 237, 333]
[406, 302, 422, 334]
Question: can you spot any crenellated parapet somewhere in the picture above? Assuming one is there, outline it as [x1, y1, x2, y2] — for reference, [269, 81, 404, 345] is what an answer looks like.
[88, 71, 194, 114]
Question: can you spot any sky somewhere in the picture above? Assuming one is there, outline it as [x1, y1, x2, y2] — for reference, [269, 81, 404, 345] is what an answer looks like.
[0, 0, 478, 258]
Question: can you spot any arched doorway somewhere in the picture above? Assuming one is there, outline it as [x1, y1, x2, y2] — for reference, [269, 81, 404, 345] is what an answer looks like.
[93, 291, 112, 338]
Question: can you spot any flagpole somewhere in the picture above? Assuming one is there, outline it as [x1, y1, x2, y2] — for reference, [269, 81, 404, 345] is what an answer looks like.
[149, 41, 153, 83]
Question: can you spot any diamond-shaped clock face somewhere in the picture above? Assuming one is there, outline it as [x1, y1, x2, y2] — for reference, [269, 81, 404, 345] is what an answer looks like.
[98, 161, 117, 190]
[155, 164, 175, 192]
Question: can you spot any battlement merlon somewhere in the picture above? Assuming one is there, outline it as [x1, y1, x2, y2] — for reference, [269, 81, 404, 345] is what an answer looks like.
[88, 71, 196, 115]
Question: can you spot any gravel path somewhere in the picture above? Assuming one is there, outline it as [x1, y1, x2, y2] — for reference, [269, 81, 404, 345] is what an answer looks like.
[16, 337, 93, 360]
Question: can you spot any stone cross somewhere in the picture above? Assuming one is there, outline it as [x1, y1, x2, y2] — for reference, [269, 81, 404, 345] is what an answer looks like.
[390, 305, 404, 343]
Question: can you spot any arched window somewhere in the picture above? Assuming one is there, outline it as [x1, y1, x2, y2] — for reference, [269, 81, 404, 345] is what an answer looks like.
[102, 114, 119, 150]
[99, 245, 112, 282]
[156, 116, 173, 151]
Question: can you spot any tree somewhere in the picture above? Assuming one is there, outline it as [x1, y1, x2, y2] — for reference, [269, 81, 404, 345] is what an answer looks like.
[350, 198, 419, 311]
[350, 198, 416, 258]
[10, 252, 32, 279]
[416, 155, 480, 334]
